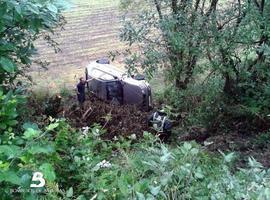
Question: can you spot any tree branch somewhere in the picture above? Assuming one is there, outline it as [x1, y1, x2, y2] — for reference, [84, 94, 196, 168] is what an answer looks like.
[253, 0, 260, 9]
[206, 0, 219, 16]
[261, 0, 265, 13]
[154, 0, 163, 19]
[172, 0, 178, 14]
[195, 0, 201, 11]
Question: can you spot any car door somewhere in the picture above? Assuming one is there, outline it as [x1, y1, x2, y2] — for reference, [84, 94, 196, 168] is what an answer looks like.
[106, 81, 123, 104]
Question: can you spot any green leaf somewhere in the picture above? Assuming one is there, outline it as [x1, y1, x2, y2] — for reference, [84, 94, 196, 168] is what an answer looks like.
[160, 151, 172, 163]
[149, 185, 160, 196]
[23, 128, 40, 140]
[76, 195, 87, 200]
[0, 123, 7, 130]
[39, 163, 56, 182]
[0, 145, 21, 159]
[195, 167, 204, 179]
[263, 188, 270, 200]
[25, 193, 36, 200]
[21, 173, 32, 187]
[0, 57, 16, 73]
[0, 170, 21, 185]
[118, 176, 129, 195]
[46, 122, 59, 131]
[0, 2, 7, 17]
[0, 43, 16, 52]
[15, 4, 22, 15]
[223, 152, 235, 163]
[23, 122, 39, 131]
[26, 3, 39, 15]
[66, 187, 73, 198]
[7, 120, 17, 126]
[160, 172, 173, 186]
[136, 192, 145, 200]
[183, 142, 192, 151]
[248, 157, 263, 169]
[28, 144, 54, 155]
[92, 164, 100, 172]
[47, 4, 58, 13]
[54, 0, 72, 10]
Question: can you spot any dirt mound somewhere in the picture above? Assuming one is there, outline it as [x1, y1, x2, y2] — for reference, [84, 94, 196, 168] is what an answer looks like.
[64, 95, 153, 139]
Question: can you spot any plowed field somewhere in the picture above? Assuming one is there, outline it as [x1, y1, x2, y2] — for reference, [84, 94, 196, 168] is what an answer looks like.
[31, 0, 125, 92]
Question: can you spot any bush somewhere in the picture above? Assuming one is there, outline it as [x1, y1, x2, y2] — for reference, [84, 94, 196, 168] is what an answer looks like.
[1, 117, 270, 199]
[0, 90, 19, 130]
[0, 119, 61, 199]
[159, 76, 224, 128]
[46, 123, 270, 200]
[253, 130, 270, 149]
[159, 72, 270, 133]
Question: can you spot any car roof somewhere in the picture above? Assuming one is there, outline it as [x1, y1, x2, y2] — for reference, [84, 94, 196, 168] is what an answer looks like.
[86, 61, 150, 90]
[87, 61, 124, 80]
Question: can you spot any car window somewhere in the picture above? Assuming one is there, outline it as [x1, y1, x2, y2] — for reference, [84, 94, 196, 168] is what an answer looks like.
[106, 81, 123, 104]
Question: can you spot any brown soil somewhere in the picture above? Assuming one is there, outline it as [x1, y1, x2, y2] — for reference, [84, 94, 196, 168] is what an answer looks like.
[63, 94, 153, 139]
[176, 121, 270, 167]
[27, 92, 270, 167]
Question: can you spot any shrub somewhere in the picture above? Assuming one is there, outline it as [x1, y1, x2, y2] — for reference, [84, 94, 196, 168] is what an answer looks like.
[159, 76, 224, 128]
[0, 119, 61, 199]
[51, 125, 270, 200]
[0, 90, 19, 130]
[1, 118, 270, 199]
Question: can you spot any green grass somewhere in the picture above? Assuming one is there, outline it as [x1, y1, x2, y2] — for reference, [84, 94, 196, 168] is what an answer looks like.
[149, 70, 166, 98]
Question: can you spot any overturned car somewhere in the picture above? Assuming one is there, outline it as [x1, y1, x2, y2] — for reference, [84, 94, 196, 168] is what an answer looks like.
[85, 59, 152, 111]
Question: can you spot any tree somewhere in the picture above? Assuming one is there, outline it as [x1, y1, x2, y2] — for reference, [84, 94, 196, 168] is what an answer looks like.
[205, 0, 270, 116]
[120, 0, 219, 89]
[0, 0, 66, 90]
[120, 0, 270, 116]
